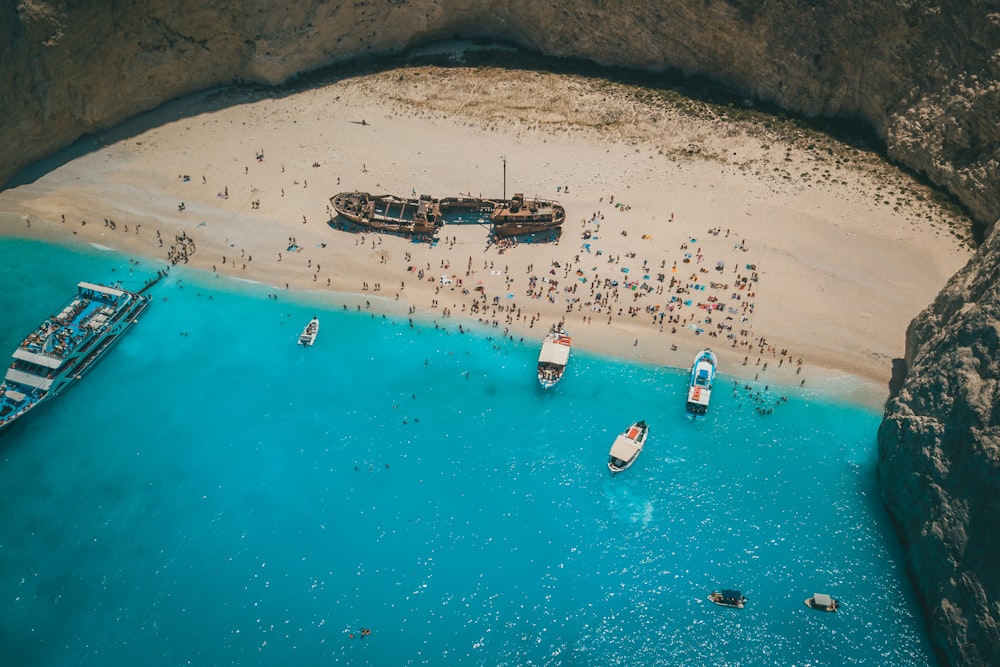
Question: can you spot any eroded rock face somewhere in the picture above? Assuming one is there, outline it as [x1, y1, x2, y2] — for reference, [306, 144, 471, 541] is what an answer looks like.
[878, 227, 1000, 667]
[1, 0, 998, 227]
[2, 1, 1000, 664]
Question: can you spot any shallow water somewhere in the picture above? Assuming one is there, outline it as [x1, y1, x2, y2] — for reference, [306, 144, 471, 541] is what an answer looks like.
[0, 237, 934, 665]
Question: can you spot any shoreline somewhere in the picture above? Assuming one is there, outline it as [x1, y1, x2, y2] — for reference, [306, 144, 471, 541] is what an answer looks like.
[0, 230, 894, 412]
[0, 65, 974, 412]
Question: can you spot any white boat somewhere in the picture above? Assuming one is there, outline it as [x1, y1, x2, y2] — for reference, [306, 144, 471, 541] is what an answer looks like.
[0, 279, 156, 434]
[686, 348, 718, 417]
[805, 593, 840, 612]
[537, 328, 571, 388]
[298, 317, 319, 346]
[608, 420, 649, 473]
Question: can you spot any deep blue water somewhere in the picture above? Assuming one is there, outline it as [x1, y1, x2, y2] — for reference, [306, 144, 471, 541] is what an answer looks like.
[0, 237, 934, 665]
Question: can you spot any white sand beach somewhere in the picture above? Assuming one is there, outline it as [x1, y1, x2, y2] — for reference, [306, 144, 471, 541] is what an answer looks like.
[0, 65, 973, 407]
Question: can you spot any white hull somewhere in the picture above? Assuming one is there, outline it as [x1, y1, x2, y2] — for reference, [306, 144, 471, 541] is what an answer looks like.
[686, 348, 717, 417]
[608, 420, 649, 473]
[298, 317, 320, 346]
[0, 281, 152, 433]
[537, 328, 571, 388]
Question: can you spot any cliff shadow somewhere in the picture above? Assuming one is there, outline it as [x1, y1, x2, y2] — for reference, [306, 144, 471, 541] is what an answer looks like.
[0, 39, 901, 197]
[3, 83, 287, 190]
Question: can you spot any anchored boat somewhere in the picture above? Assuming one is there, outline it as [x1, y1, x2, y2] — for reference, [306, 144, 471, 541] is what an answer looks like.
[298, 317, 319, 346]
[537, 328, 571, 389]
[708, 590, 747, 609]
[0, 281, 154, 434]
[686, 348, 718, 417]
[805, 593, 840, 612]
[331, 191, 443, 236]
[608, 420, 649, 473]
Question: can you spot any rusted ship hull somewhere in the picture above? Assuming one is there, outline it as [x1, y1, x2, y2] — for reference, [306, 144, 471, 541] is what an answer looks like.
[493, 218, 565, 237]
[331, 191, 442, 236]
[490, 193, 566, 237]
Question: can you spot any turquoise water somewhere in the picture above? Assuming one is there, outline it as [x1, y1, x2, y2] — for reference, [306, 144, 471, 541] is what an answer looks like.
[0, 237, 934, 666]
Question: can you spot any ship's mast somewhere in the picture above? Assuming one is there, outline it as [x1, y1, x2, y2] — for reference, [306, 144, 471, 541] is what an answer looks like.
[502, 156, 506, 201]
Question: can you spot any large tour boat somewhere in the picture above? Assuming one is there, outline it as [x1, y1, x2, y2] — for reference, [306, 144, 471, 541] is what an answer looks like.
[686, 348, 718, 418]
[608, 420, 649, 474]
[331, 191, 443, 236]
[0, 280, 154, 434]
[537, 328, 571, 389]
[490, 193, 565, 237]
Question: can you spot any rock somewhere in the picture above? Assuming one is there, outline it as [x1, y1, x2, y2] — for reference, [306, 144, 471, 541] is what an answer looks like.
[0, 0, 998, 229]
[878, 226, 1000, 667]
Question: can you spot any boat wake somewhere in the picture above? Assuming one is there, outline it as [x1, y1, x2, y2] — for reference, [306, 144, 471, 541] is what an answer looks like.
[606, 484, 654, 527]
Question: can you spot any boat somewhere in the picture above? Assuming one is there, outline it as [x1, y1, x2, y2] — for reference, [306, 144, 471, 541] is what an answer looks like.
[331, 191, 443, 236]
[490, 193, 566, 237]
[0, 280, 154, 434]
[805, 593, 839, 612]
[708, 590, 747, 609]
[608, 420, 649, 473]
[537, 328, 571, 388]
[298, 316, 319, 346]
[686, 348, 718, 417]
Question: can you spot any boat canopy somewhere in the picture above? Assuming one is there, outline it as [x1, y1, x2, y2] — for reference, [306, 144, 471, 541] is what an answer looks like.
[5, 368, 53, 390]
[609, 434, 641, 460]
[721, 589, 743, 600]
[12, 348, 63, 369]
[539, 341, 571, 365]
[813, 593, 832, 607]
[688, 385, 710, 405]
[2, 388, 26, 402]
[78, 281, 125, 298]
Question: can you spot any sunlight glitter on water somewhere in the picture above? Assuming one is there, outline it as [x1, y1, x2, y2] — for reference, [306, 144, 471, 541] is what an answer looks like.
[0, 238, 935, 666]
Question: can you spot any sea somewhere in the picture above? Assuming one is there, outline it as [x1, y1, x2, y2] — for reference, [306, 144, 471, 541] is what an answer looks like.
[0, 236, 935, 666]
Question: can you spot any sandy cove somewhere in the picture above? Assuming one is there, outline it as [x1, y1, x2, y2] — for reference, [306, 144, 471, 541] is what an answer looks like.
[0, 66, 974, 408]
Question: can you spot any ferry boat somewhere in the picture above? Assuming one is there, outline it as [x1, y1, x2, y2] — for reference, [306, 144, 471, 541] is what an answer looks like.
[608, 420, 649, 474]
[0, 281, 153, 434]
[805, 593, 840, 612]
[537, 328, 571, 389]
[298, 317, 319, 346]
[686, 348, 718, 417]
[708, 590, 747, 609]
[490, 193, 565, 237]
[331, 191, 442, 236]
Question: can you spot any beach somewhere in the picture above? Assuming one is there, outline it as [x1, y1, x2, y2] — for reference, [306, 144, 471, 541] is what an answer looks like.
[0, 64, 973, 407]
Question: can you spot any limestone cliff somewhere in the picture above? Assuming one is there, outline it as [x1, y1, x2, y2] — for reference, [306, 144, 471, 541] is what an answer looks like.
[2, 1, 1000, 664]
[1, 0, 998, 228]
[879, 226, 1000, 667]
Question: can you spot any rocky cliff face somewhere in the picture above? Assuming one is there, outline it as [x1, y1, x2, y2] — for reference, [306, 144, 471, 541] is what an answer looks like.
[2, 0, 999, 664]
[2, 0, 998, 228]
[878, 227, 1000, 667]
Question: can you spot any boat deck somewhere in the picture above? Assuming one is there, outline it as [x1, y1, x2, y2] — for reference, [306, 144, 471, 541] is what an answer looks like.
[16, 289, 128, 365]
[1, 281, 153, 432]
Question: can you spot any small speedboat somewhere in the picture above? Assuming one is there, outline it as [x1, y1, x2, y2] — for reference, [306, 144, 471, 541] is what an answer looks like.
[608, 420, 649, 473]
[708, 590, 747, 609]
[805, 593, 839, 612]
[298, 317, 319, 346]
[537, 328, 571, 388]
[686, 348, 718, 417]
